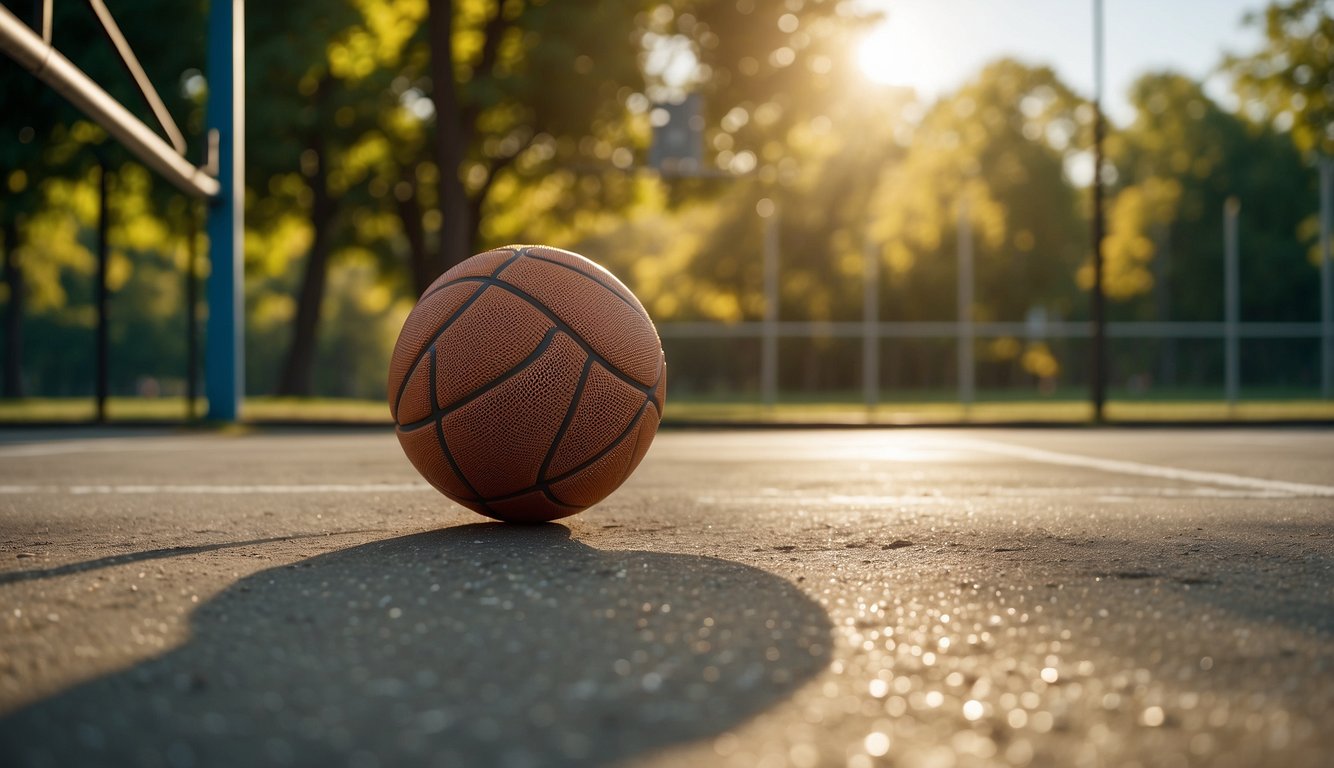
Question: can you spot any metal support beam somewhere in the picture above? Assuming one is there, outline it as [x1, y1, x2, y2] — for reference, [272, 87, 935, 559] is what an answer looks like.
[85, 0, 188, 155]
[204, 0, 244, 421]
[0, 4, 219, 198]
[34, 0, 52, 42]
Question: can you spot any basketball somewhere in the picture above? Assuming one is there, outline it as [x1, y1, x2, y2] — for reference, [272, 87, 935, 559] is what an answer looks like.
[387, 245, 666, 523]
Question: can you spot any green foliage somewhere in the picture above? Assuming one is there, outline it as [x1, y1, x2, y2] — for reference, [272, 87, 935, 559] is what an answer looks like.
[1108, 72, 1319, 324]
[1099, 176, 1180, 300]
[871, 60, 1086, 324]
[0, 0, 1328, 401]
[1226, 0, 1334, 158]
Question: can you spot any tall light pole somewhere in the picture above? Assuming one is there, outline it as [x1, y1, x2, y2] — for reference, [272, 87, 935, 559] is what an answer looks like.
[1090, 0, 1107, 422]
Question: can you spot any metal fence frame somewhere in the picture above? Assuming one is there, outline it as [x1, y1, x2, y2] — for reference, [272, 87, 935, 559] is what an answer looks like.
[704, 193, 1334, 409]
[658, 320, 1326, 407]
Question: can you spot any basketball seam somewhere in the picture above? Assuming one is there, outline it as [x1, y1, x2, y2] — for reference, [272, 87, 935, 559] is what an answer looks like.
[616, 410, 654, 488]
[477, 398, 653, 507]
[535, 355, 595, 482]
[519, 252, 650, 323]
[428, 345, 489, 508]
[416, 247, 522, 304]
[392, 250, 526, 418]
[444, 276, 658, 392]
[419, 352, 662, 506]
[396, 327, 562, 433]
[392, 283, 490, 420]
[541, 489, 581, 509]
[652, 355, 665, 413]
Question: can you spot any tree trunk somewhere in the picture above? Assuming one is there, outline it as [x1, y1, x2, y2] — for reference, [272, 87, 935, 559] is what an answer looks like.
[428, 0, 474, 274]
[1, 213, 23, 398]
[276, 141, 339, 397]
[395, 170, 434, 295]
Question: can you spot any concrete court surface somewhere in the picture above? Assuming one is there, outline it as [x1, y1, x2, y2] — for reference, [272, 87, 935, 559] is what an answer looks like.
[0, 426, 1330, 768]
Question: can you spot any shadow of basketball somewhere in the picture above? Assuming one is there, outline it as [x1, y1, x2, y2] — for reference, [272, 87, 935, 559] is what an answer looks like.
[1, 524, 832, 767]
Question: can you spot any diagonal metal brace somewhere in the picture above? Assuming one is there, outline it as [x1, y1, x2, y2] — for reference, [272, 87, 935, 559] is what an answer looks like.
[85, 0, 188, 156]
[0, 3, 218, 198]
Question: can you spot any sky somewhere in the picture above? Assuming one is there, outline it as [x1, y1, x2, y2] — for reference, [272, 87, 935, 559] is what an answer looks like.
[857, 0, 1272, 124]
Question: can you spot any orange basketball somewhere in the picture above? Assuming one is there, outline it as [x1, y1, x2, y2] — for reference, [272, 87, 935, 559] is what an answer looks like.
[387, 245, 666, 523]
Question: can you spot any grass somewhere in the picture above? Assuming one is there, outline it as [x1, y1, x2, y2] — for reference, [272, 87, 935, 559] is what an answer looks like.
[0, 397, 387, 424]
[664, 399, 1334, 424]
[1, 394, 1332, 426]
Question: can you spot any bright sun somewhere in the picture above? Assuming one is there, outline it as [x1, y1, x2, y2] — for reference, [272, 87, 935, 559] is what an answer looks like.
[856, 24, 931, 91]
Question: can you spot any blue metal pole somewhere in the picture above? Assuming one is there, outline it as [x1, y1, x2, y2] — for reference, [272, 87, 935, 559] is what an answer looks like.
[204, 0, 243, 421]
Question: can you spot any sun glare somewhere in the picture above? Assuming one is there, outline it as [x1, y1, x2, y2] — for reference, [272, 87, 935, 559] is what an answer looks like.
[856, 23, 933, 93]
[857, 26, 909, 87]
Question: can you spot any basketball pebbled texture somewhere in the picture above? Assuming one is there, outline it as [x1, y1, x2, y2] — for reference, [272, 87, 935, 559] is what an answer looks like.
[388, 245, 666, 523]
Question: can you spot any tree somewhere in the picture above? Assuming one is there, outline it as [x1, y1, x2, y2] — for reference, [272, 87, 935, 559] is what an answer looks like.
[0, 72, 47, 397]
[0, 0, 206, 398]
[1226, 0, 1334, 159]
[1111, 73, 1317, 317]
[262, 0, 655, 393]
[374, 0, 649, 290]
[1225, 0, 1333, 293]
[1108, 72, 1320, 386]
[380, 0, 875, 291]
[252, 0, 887, 397]
[0, 10, 83, 398]
[1099, 177, 1181, 302]
[866, 60, 1087, 387]
[244, 0, 379, 395]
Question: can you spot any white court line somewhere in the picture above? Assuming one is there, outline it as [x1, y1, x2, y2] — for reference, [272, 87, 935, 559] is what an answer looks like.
[0, 483, 434, 495]
[0, 485, 46, 494]
[943, 437, 1334, 498]
[0, 439, 209, 458]
[697, 485, 1297, 506]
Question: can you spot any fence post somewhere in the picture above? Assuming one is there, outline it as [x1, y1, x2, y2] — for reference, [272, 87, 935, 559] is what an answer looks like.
[1320, 158, 1332, 399]
[96, 158, 109, 424]
[957, 197, 975, 411]
[863, 237, 879, 412]
[760, 200, 779, 408]
[1224, 197, 1240, 409]
[186, 201, 199, 421]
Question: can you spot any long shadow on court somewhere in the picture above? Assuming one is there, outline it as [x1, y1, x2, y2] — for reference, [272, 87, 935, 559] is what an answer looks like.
[0, 523, 832, 767]
[0, 531, 383, 585]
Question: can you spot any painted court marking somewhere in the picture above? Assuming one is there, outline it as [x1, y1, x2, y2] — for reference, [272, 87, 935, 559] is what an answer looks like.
[696, 485, 1298, 506]
[1, 434, 1329, 498]
[944, 437, 1334, 498]
[0, 483, 435, 495]
[0, 439, 197, 459]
